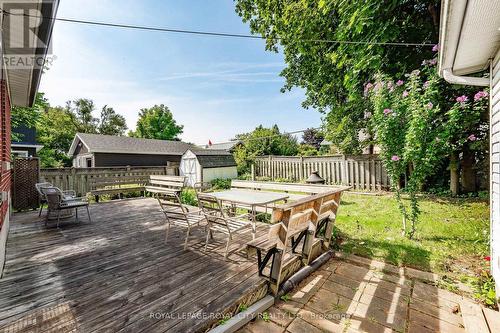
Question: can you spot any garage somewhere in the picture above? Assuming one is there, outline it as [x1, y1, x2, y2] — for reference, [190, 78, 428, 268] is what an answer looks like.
[180, 149, 238, 187]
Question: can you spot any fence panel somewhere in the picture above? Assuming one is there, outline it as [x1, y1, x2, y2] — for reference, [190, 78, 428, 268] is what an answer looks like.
[12, 157, 40, 211]
[40, 165, 179, 196]
[254, 155, 390, 191]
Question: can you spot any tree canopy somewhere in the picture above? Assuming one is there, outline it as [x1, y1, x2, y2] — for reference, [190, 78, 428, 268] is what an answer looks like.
[235, 0, 440, 153]
[129, 104, 183, 140]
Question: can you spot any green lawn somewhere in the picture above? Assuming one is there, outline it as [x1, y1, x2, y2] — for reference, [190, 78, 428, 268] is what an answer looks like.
[335, 192, 490, 281]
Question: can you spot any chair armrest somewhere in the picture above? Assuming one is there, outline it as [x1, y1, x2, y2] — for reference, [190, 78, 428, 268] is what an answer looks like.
[62, 190, 76, 197]
[185, 208, 202, 215]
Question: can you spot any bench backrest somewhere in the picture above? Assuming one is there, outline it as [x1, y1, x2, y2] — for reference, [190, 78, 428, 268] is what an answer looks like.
[149, 175, 186, 191]
[90, 176, 149, 189]
[231, 180, 334, 194]
[267, 188, 344, 250]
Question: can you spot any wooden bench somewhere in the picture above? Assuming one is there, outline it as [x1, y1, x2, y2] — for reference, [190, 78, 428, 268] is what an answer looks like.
[145, 175, 186, 196]
[247, 187, 349, 294]
[89, 175, 149, 202]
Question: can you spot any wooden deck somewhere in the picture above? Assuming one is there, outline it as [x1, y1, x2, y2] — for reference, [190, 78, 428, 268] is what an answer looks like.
[0, 198, 268, 333]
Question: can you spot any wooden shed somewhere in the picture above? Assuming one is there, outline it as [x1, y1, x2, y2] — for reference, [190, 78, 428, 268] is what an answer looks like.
[180, 149, 237, 186]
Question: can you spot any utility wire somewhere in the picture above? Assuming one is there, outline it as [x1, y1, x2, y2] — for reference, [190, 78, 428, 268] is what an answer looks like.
[209, 127, 323, 145]
[0, 9, 436, 47]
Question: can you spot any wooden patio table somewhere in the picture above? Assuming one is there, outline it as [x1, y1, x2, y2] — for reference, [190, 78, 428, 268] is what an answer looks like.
[208, 189, 289, 239]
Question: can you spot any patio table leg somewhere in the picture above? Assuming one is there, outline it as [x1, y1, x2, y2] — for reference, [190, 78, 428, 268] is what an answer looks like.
[251, 205, 256, 239]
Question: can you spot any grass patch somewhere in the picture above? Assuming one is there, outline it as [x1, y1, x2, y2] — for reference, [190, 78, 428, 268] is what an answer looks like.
[336, 192, 489, 280]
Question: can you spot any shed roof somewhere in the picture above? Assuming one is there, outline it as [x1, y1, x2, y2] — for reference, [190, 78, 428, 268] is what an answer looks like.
[68, 133, 195, 156]
[186, 149, 237, 168]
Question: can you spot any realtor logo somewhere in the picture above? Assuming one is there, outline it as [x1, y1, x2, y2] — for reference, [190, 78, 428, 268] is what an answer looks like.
[1, 0, 57, 69]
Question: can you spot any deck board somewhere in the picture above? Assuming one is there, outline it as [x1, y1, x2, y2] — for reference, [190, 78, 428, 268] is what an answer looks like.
[0, 198, 268, 333]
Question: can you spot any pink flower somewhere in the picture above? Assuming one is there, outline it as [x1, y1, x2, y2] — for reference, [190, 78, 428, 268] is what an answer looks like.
[432, 44, 439, 52]
[429, 58, 437, 66]
[402, 90, 409, 98]
[396, 80, 404, 86]
[456, 95, 469, 103]
[468, 134, 477, 141]
[383, 108, 393, 116]
[427, 102, 433, 109]
[391, 155, 400, 162]
[423, 81, 430, 89]
[474, 91, 488, 101]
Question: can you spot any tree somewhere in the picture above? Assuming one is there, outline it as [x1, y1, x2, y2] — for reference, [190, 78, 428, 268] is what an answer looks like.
[233, 125, 299, 174]
[68, 98, 98, 133]
[99, 105, 128, 136]
[11, 92, 49, 141]
[235, 0, 440, 153]
[301, 128, 324, 150]
[129, 104, 183, 140]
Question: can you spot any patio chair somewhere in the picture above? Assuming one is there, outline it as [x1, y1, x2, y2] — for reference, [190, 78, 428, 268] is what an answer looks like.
[42, 187, 91, 228]
[197, 193, 253, 259]
[35, 182, 77, 217]
[157, 192, 206, 250]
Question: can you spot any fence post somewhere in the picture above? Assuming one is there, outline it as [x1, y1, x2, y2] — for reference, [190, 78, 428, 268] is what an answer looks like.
[299, 156, 304, 181]
[251, 163, 255, 181]
[341, 155, 348, 186]
[71, 167, 77, 195]
[269, 155, 273, 180]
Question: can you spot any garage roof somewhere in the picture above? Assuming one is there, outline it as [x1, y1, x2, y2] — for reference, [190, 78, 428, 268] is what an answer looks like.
[189, 149, 237, 168]
[438, 0, 500, 77]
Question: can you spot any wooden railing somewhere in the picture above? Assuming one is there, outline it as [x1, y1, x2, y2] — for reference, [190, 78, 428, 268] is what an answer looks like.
[253, 155, 390, 191]
[40, 165, 179, 196]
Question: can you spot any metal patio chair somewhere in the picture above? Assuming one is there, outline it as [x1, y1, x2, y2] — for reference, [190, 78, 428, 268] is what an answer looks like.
[35, 182, 77, 217]
[196, 193, 253, 259]
[42, 187, 91, 228]
[157, 192, 206, 250]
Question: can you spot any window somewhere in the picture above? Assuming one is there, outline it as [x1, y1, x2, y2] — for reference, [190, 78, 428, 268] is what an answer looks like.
[86, 158, 92, 168]
[12, 151, 28, 158]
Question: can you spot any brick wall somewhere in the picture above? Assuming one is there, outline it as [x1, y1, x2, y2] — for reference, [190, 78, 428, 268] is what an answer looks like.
[0, 79, 11, 227]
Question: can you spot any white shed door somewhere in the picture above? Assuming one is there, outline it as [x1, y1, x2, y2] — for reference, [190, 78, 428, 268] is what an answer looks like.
[183, 158, 198, 186]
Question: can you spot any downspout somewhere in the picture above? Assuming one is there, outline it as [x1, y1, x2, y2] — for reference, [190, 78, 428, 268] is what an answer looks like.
[442, 68, 489, 87]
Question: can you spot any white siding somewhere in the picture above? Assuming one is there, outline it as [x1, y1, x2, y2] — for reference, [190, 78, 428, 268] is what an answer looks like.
[491, 50, 500, 292]
[202, 167, 238, 184]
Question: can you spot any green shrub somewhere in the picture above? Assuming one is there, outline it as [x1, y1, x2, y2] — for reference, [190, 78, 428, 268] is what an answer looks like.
[210, 178, 231, 190]
[180, 189, 197, 206]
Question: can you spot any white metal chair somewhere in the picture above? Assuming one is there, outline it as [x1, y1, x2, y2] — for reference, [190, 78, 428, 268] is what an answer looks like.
[35, 182, 76, 217]
[197, 193, 253, 259]
[42, 187, 91, 228]
[157, 192, 206, 250]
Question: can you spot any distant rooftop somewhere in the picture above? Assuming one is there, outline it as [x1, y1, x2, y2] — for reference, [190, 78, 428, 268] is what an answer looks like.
[204, 140, 242, 151]
[69, 133, 196, 156]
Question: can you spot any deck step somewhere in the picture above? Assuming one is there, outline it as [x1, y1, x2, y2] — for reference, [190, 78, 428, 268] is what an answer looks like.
[460, 300, 490, 333]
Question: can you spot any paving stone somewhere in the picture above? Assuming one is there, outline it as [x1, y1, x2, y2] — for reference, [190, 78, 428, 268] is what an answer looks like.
[405, 267, 439, 283]
[286, 317, 323, 333]
[369, 270, 411, 287]
[345, 316, 394, 333]
[353, 300, 407, 332]
[275, 300, 303, 315]
[289, 272, 328, 304]
[244, 317, 286, 333]
[328, 271, 367, 289]
[362, 282, 410, 304]
[322, 279, 363, 300]
[483, 307, 500, 332]
[306, 288, 356, 315]
[335, 262, 372, 282]
[413, 281, 464, 304]
[294, 308, 345, 332]
[267, 307, 295, 328]
[346, 254, 403, 276]
[366, 278, 411, 296]
[410, 298, 464, 327]
[408, 309, 465, 333]
[319, 258, 342, 272]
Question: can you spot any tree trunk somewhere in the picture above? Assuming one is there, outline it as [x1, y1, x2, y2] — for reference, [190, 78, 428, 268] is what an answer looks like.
[449, 153, 459, 196]
[461, 147, 477, 193]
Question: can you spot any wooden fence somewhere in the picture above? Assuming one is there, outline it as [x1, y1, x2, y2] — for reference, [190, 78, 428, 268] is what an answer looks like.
[253, 155, 390, 191]
[40, 165, 178, 197]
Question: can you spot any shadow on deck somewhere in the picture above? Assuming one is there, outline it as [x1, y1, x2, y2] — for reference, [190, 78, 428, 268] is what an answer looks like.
[0, 198, 268, 333]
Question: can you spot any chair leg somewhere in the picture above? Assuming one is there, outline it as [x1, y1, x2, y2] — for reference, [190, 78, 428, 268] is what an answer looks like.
[86, 205, 92, 223]
[56, 210, 61, 228]
[165, 222, 171, 244]
[224, 236, 231, 259]
[75, 207, 79, 222]
[184, 227, 191, 250]
[38, 204, 43, 217]
[204, 226, 211, 252]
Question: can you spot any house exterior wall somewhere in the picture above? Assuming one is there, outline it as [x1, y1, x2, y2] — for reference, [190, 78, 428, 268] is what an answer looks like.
[93, 153, 181, 168]
[202, 166, 238, 184]
[0, 79, 12, 276]
[491, 51, 500, 292]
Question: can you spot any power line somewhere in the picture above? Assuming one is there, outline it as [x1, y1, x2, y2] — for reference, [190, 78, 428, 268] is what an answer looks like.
[209, 127, 323, 145]
[0, 9, 436, 47]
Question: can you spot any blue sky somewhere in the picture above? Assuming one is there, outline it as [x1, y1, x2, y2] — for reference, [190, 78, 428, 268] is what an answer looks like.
[39, 0, 322, 145]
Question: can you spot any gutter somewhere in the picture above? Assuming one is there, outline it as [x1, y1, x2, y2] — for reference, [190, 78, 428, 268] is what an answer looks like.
[442, 68, 489, 87]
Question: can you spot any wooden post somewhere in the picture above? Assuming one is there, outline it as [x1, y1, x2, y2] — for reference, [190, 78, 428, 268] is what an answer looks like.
[70, 167, 77, 195]
[251, 163, 255, 181]
[269, 155, 273, 180]
[341, 155, 348, 186]
[299, 156, 304, 181]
